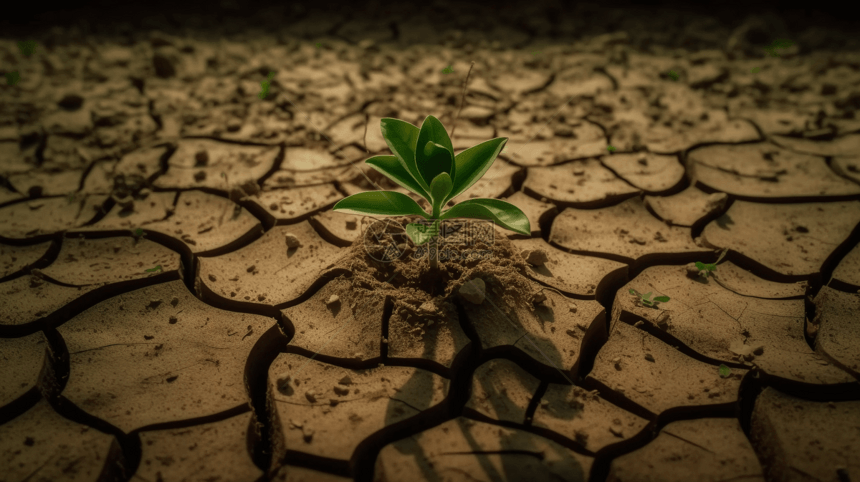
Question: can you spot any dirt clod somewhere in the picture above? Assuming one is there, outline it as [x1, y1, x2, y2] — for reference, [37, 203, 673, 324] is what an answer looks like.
[305, 390, 317, 403]
[459, 278, 486, 304]
[522, 249, 549, 265]
[285, 233, 302, 248]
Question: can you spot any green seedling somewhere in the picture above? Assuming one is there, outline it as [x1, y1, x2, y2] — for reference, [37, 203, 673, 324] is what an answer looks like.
[667, 70, 679, 81]
[258, 72, 275, 99]
[145, 265, 163, 273]
[764, 39, 793, 57]
[629, 288, 669, 307]
[695, 248, 728, 278]
[17, 40, 37, 57]
[606, 145, 616, 152]
[441, 65, 454, 74]
[332, 115, 529, 272]
[132, 228, 145, 239]
[315, 42, 322, 48]
[5, 71, 20, 86]
[532, 51, 540, 56]
[718, 364, 731, 378]
[751, 67, 761, 74]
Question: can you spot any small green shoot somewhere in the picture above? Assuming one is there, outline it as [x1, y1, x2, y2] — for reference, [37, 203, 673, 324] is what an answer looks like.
[532, 51, 540, 56]
[441, 65, 454, 74]
[629, 288, 670, 307]
[145, 265, 163, 273]
[133, 228, 145, 239]
[5, 71, 20, 86]
[694, 248, 728, 278]
[764, 39, 793, 57]
[258, 72, 275, 99]
[17, 40, 37, 57]
[718, 364, 731, 378]
[666, 70, 679, 81]
[315, 42, 322, 48]
[751, 67, 761, 74]
[607, 145, 616, 152]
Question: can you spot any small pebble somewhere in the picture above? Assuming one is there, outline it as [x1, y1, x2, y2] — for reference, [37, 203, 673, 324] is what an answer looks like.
[326, 294, 340, 307]
[168, 316, 178, 324]
[644, 353, 655, 362]
[305, 390, 317, 403]
[285, 233, 301, 248]
[208, 274, 217, 282]
[170, 297, 179, 307]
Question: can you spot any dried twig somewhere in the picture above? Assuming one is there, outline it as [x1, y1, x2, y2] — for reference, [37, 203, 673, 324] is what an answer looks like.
[363, 112, 370, 153]
[449, 61, 475, 143]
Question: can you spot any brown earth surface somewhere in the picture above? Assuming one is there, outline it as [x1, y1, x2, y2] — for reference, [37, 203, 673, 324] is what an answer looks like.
[1, 1, 860, 481]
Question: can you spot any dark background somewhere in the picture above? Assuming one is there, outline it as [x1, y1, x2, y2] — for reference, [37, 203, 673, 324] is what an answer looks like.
[2, 0, 856, 48]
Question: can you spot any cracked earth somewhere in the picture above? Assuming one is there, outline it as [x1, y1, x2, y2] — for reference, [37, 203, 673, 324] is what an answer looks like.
[2, 1, 860, 481]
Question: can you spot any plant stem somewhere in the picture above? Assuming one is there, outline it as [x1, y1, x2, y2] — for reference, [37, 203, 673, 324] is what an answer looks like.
[429, 207, 440, 273]
[429, 234, 438, 272]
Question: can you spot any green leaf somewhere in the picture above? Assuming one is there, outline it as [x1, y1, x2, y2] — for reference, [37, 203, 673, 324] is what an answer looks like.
[429, 172, 453, 214]
[406, 219, 439, 245]
[629, 289, 638, 296]
[642, 299, 653, 306]
[365, 155, 429, 201]
[380, 118, 426, 192]
[17, 40, 36, 57]
[643, 292, 652, 300]
[332, 191, 430, 218]
[695, 261, 706, 270]
[444, 137, 507, 206]
[439, 198, 530, 236]
[653, 296, 670, 303]
[718, 364, 731, 378]
[5, 71, 20, 86]
[415, 116, 455, 188]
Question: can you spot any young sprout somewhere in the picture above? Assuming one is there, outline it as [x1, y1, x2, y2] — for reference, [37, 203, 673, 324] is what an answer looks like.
[667, 70, 679, 81]
[718, 364, 731, 378]
[315, 42, 322, 48]
[606, 145, 616, 152]
[441, 65, 454, 74]
[765, 38, 794, 57]
[258, 72, 275, 99]
[145, 265, 163, 273]
[5, 71, 20, 86]
[17, 40, 37, 57]
[532, 51, 540, 56]
[132, 228, 145, 239]
[628, 288, 670, 307]
[695, 248, 728, 278]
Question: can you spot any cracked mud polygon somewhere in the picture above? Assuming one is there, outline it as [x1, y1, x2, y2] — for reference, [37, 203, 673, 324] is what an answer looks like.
[2, 0, 860, 481]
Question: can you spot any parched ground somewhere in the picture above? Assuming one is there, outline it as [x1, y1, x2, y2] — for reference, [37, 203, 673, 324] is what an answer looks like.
[2, 1, 860, 481]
